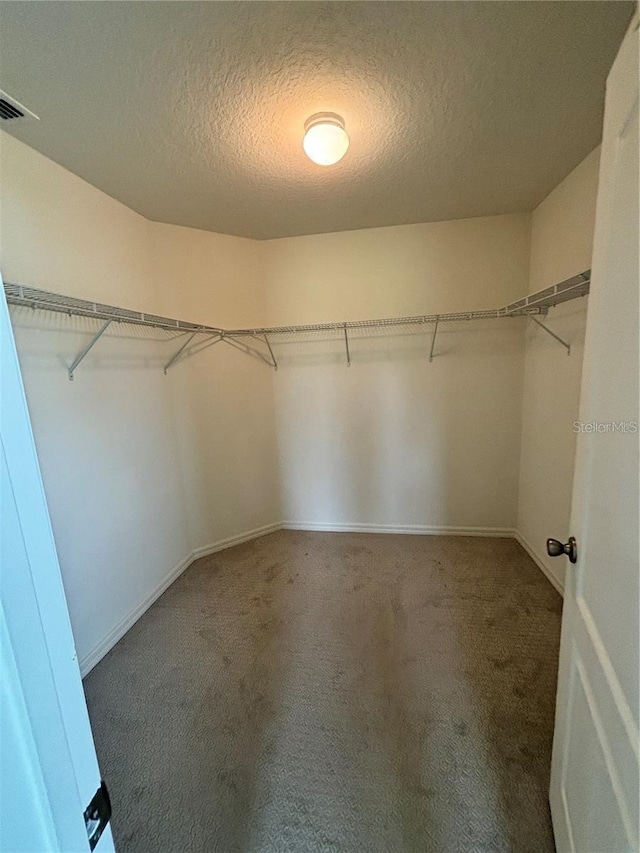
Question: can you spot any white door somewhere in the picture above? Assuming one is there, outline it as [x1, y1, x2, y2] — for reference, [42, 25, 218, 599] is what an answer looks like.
[549, 12, 639, 853]
[0, 280, 115, 852]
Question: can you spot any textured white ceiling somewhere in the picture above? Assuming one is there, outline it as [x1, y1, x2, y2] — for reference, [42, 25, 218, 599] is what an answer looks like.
[0, 2, 633, 240]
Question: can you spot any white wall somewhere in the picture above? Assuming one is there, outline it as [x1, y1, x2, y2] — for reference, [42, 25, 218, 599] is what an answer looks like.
[517, 147, 600, 591]
[265, 216, 531, 531]
[0, 133, 280, 670]
[0, 133, 187, 669]
[150, 223, 280, 554]
[0, 128, 600, 673]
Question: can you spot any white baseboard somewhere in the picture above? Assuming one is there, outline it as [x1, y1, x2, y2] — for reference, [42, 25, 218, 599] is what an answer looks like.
[80, 521, 282, 677]
[80, 521, 559, 677]
[282, 520, 515, 538]
[284, 522, 562, 594]
[192, 522, 282, 560]
[79, 550, 194, 677]
[513, 529, 564, 596]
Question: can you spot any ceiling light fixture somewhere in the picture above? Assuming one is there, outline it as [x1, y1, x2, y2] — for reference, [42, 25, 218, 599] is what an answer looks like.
[303, 112, 349, 166]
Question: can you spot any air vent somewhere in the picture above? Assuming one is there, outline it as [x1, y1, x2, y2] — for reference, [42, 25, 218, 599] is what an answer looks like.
[0, 90, 39, 123]
[0, 99, 24, 120]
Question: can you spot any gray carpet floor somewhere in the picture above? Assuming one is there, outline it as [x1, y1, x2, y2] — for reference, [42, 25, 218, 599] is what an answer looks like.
[84, 531, 562, 853]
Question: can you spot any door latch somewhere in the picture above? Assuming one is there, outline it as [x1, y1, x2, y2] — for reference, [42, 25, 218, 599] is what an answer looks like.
[84, 781, 111, 850]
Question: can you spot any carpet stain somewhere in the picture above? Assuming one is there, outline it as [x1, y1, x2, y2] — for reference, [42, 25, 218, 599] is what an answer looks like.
[84, 531, 561, 853]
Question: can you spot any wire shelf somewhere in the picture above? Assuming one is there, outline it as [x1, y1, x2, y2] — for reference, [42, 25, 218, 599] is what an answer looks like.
[499, 271, 590, 316]
[4, 270, 590, 374]
[4, 271, 589, 338]
[4, 283, 217, 334]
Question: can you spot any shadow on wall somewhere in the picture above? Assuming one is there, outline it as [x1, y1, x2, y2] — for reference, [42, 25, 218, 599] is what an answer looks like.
[166, 338, 282, 550]
[7, 306, 192, 663]
[7, 306, 272, 377]
[8, 301, 282, 574]
[272, 319, 525, 530]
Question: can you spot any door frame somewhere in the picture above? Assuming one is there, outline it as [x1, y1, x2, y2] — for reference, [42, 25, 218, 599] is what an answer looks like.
[1, 278, 115, 851]
[549, 10, 639, 852]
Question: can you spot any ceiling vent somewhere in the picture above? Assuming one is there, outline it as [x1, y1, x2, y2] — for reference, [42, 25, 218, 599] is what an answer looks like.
[0, 99, 23, 120]
[0, 90, 39, 123]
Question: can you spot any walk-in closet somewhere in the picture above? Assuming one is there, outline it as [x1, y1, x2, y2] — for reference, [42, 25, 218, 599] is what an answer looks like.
[1, 3, 638, 852]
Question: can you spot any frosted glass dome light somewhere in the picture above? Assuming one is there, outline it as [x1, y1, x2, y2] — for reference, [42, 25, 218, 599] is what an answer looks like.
[303, 113, 349, 166]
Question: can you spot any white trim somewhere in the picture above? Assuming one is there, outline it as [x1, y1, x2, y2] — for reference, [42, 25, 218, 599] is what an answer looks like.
[79, 551, 193, 676]
[2, 278, 115, 848]
[576, 596, 638, 759]
[282, 520, 515, 538]
[574, 654, 636, 848]
[513, 529, 564, 596]
[192, 522, 282, 560]
[79, 521, 283, 676]
[80, 521, 561, 677]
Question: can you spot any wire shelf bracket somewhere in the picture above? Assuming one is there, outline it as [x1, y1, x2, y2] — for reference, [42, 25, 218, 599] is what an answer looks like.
[429, 318, 439, 363]
[529, 315, 571, 355]
[68, 319, 112, 381]
[163, 331, 200, 375]
[3, 270, 590, 377]
[221, 334, 274, 368]
[262, 333, 278, 371]
[343, 325, 351, 367]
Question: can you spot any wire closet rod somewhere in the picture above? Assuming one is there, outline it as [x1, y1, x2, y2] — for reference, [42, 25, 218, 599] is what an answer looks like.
[3, 271, 590, 336]
[3, 271, 590, 375]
